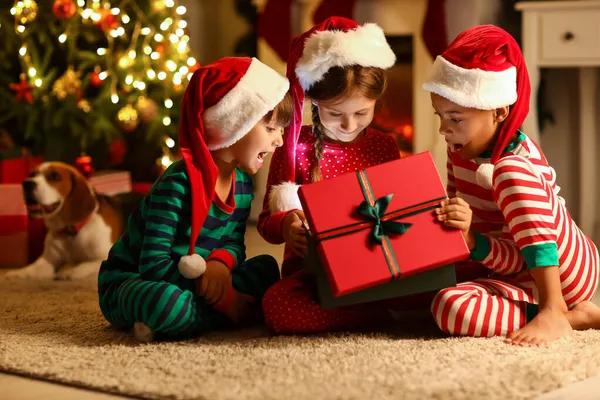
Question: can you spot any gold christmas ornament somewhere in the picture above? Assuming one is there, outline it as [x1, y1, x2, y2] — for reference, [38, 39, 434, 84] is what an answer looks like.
[151, 0, 166, 12]
[52, 67, 81, 99]
[78, 99, 91, 113]
[14, 0, 38, 24]
[135, 96, 158, 123]
[118, 54, 135, 69]
[117, 104, 139, 132]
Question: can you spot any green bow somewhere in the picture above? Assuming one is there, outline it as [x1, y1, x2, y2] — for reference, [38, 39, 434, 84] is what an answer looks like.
[356, 194, 412, 245]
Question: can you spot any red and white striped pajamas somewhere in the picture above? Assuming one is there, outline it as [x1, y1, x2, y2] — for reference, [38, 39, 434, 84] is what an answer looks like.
[431, 132, 599, 337]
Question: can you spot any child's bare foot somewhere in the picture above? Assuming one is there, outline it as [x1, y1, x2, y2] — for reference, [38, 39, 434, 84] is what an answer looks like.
[133, 322, 155, 343]
[505, 307, 572, 346]
[567, 301, 600, 330]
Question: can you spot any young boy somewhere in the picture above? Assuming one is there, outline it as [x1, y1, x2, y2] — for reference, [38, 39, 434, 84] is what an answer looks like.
[423, 25, 600, 346]
[98, 57, 292, 342]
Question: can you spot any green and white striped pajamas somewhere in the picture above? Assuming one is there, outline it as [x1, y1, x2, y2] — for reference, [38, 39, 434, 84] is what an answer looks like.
[98, 160, 280, 339]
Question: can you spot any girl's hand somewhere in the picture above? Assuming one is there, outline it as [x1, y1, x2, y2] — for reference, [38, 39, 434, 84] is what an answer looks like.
[436, 197, 475, 249]
[282, 210, 308, 256]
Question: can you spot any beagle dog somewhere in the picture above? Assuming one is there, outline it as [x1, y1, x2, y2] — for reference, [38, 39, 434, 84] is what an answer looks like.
[3, 162, 143, 280]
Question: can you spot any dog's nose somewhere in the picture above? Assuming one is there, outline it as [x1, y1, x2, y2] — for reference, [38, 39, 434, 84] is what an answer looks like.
[22, 180, 37, 192]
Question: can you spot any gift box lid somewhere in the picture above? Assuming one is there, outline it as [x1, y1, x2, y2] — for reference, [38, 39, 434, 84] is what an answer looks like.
[90, 170, 132, 195]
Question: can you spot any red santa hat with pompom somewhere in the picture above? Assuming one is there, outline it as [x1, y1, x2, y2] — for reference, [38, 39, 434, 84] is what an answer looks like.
[269, 16, 396, 213]
[178, 57, 289, 279]
[422, 24, 531, 190]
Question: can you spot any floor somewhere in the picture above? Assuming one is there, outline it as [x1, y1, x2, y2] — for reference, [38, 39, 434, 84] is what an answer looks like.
[2, 224, 600, 400]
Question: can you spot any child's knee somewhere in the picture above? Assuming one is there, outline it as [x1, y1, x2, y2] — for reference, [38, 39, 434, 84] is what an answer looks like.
[431, 286, 470, 335]
[261, 278, 305, 333]
[245, 255, 280, 279]
[261, 282, 286, 331]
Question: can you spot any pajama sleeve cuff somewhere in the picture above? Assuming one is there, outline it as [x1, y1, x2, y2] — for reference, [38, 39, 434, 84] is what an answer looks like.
[521, 242, 559, 269]
[207, 249, 237, 272]
[469, 231, 491, 262]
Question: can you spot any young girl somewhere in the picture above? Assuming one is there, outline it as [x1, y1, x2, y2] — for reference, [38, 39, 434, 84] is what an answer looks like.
[423, 25, 600, 345]
[257, 17, 408, 334]
[98, 57, 292, 342]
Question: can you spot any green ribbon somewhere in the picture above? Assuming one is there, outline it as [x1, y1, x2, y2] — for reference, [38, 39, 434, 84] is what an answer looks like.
[356, 194, 412, 245]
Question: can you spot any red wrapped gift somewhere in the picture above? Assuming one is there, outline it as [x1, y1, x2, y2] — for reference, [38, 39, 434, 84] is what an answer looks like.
[132, 182, 153, 195]
[298, 152, 470, 297]
[0, 184, 46, 267]
[0, 153, 43, 184]
[90, 170, 132, 195]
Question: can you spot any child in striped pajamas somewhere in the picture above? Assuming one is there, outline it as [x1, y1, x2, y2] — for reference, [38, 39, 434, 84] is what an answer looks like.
[423, 25, 600, 346]
[98, 57, 292, 342]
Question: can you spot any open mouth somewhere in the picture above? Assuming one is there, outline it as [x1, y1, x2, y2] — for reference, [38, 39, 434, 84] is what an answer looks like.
[42, 202, 61, 214]
[450, 143, 464, 152]
[257, 152, 268, 163]
[27, 201, 61, 217]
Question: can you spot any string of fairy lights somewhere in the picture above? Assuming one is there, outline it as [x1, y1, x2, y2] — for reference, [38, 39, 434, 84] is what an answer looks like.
[9, 0, 199, 170]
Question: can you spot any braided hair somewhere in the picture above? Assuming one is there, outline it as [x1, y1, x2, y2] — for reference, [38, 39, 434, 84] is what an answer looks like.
[311, 103, 325, 182]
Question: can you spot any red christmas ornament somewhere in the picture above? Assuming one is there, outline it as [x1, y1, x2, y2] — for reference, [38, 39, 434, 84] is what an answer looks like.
[89, 71, 103, 87]
[107, 139, 127, 166]
[155, 43, 165, 54]
[52, 0, 77, 19]
[74, 154, 95, 178]
[10, 74, 33, 104]
[96, 9, 119, 32]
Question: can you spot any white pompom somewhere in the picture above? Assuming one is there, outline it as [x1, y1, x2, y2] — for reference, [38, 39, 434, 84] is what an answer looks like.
[178, 253, 207, 279]
[476, 163, 495, 190]
[269, 181, 303, 213]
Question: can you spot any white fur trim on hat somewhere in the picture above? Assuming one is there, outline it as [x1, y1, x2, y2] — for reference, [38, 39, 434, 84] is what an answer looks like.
[476, 163, 495, 190]
[179, 253, 207, 279]
[269, 182, 303, 213]
[296, 23, 396, 91]
[423, 56, 517, 110]
[203, 58, 290, 150]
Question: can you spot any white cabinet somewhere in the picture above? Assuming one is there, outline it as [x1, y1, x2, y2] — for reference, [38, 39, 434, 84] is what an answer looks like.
[516, 0, 600, 238]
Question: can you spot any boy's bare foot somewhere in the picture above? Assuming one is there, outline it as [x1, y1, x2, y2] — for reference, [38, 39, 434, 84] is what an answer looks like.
[133, 322, 155, 343]
[567, 301, 600, 330]
[505, 307, 572, 346]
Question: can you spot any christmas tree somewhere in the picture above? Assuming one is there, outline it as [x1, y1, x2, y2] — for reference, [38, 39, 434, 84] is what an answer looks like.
[0, 0, 199, 181]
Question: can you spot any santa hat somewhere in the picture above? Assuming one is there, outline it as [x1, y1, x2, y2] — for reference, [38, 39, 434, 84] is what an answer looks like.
[422, 24, 531, 190]
[177, 57, 289, 279]
[269, 17, 396, 213]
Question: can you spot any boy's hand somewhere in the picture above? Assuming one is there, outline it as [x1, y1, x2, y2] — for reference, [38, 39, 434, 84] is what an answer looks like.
[196, 260, 232, 304]
[436, 198, 475, 248]
[282, 210, 308, 257]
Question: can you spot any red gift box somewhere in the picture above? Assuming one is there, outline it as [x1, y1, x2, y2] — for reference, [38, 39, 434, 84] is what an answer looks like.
[132, 182, 153, 195]
[90, 170, 132, 195]
[0, 154, 43, 183]
[298, 152, 470, 297]
[0, 184, 46, 267]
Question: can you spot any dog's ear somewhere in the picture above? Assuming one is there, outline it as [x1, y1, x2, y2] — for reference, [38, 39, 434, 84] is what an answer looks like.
[60, 168, 97, 226]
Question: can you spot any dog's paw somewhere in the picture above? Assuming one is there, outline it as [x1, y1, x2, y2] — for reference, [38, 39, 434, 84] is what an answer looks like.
[55, 263, 98, 281]
[55, 267, 82, 281]
[1, 270, 27, 280]
[54, 270, 72, 281]
[2, 268, 41, 280]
